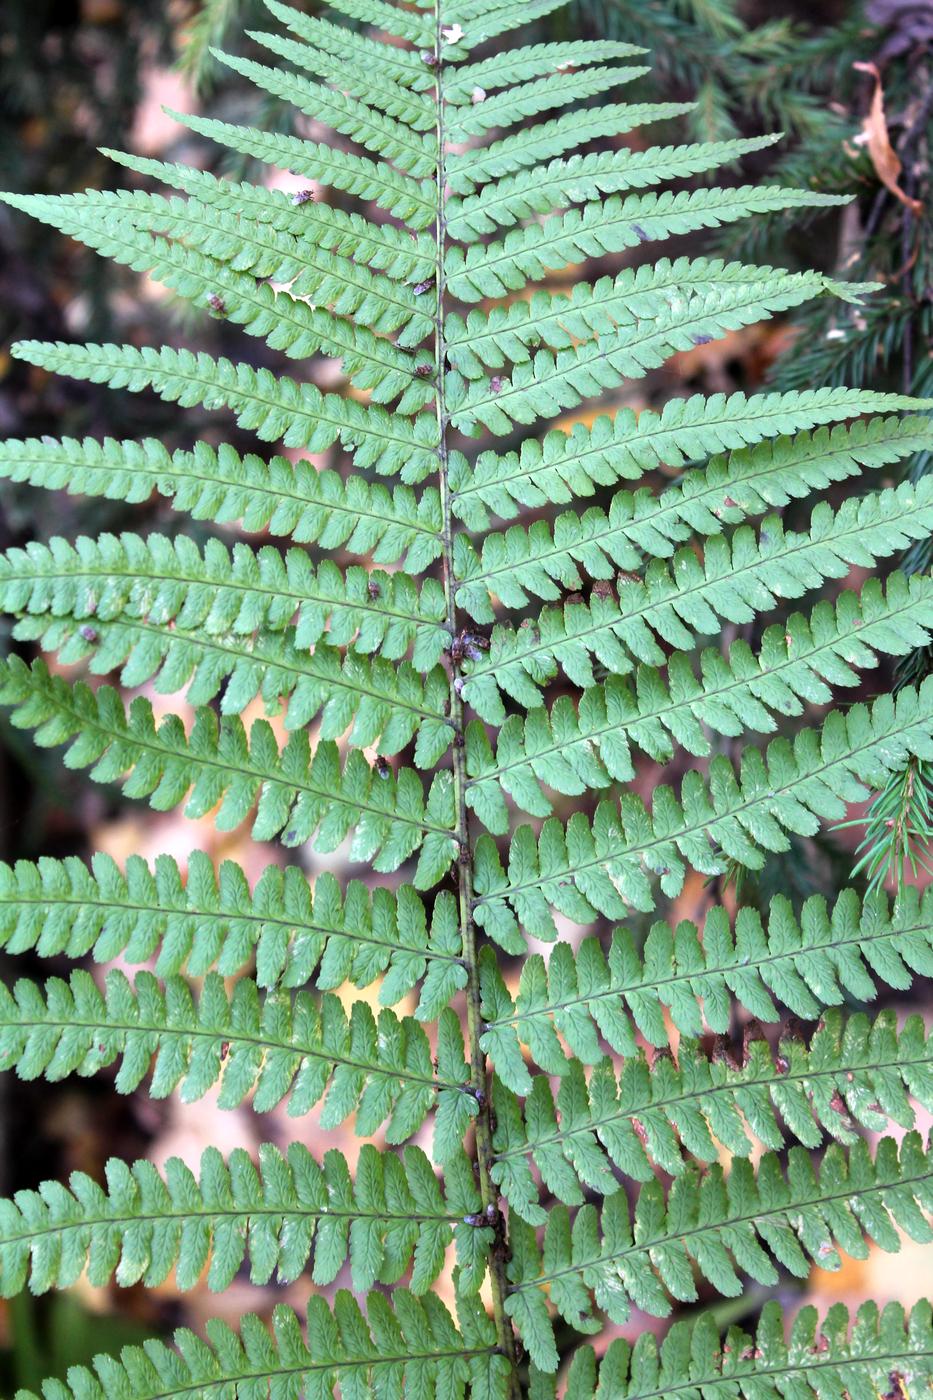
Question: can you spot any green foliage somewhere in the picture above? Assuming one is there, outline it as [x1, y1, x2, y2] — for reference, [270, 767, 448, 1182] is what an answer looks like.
[1, 1, 932, 1396]
[11, 1290, 507, 1400]
[0, 852, 466, 1012]
[479, 884, 933, 1080]
[490, 1006, 933, 1222]
[0, 1142, 485, 1296]
[540, 1299, 933, 1400]
[506, 1133, 933, 1369]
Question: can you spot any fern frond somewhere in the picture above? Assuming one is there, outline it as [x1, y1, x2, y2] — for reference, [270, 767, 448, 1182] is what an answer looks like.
[445, 102, 697, 191]
[262, 1, 436, 93]
[99, 150, 437, 279]
[450, 274, 862, 436]
[457, 413, 932, 548]
[441, 0, 571, 45]
[1, 196, 436, 380]
[464, 577, 933, 821]
[0, 968, 475, 1152]
[10, 342, 440, 480]
[447, 41, 646, 97]
[445, 187, 853, 298]
[0, 438, 444, 570]
[156, 110, 438, 228]
[473, 682, 933, 938]
[548, 1300, 933, 1400]
[0, 658, 458, 884]
[461, 483, 933, 715]
[445, 66, 650, 141]
[11, 1292, 507, 1400]
[247, 28, 437, 129]
[210, 49, 437, 177]
[446, 135, 784, 238]
[0, 1141, 484, 1296]
[446, 256, 817, 378]
[0, 852, 466, 1012]
[4, 2, 933, 1388]
[320, 0, 435, 47]
[490, 1009, 933, 1217]
[447, 102, 697, 191]
[0, 532, 448, 666]
[451, 390, 927, 530]
[479, 884, 933, 1085]
[11, 617, 453, 764]
[506, 1134, 933, 1369]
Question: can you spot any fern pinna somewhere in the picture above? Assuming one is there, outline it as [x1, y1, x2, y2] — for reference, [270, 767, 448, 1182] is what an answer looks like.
[1, 1, 933, 1396]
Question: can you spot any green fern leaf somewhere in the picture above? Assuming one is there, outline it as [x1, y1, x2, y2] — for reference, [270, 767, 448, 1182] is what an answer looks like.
[3, 3, 933, 1390]
[0, 1141, 484, 1295]
[447, 102, 698, 190]
[0, 532, 448, 666]
[262, 1, 436, 92]
[0, 967, 474, 1150]
[0, 657, 458, 883]
[447, 134, 783, 237]
[465, 576, 933, 820]
[461, 486, 933, 716]
[479, 884, 933, 1084]
[11, 1292, 508, 1400]
[451, 390, 928, 529]
[446, 256, 825, 378]
[145, 109, 438, 228]
[445, 187, 853, 299]
[11, 342, 440, 480]
[490, 1009, 933, 1218]
[445, 65, 650, 141]
[0, 851, 466, 1013]
[248, 28, 437, 128]
[446, 40, 645, 98]
[507, 1134, 933, 1368]
[550, 1299, 933, 1400]
[0, 437, 444, 569]
[449, 274, 873, 435]
[98, 150, 438, 278]
[209, 49, 438, 178]
[1, 193, 436, 362]
[473, 681, 933, 939]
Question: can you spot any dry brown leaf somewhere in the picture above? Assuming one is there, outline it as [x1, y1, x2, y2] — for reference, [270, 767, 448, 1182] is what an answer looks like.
[853, 61, 923, 213]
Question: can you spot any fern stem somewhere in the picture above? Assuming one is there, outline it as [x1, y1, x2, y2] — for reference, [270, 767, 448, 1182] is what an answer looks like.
[431, 11, 522, 1389]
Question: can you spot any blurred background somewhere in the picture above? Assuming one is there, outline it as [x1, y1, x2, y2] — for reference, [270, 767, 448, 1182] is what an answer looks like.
[1, 0, 932, 1389]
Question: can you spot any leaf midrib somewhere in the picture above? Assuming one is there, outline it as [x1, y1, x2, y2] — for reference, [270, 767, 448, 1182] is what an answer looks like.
[1, 1006, 455, 1090]
[3, 1199, 459, 1246]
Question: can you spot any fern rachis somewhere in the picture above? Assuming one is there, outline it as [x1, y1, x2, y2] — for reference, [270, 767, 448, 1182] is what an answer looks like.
[0, 0, 932, 1396]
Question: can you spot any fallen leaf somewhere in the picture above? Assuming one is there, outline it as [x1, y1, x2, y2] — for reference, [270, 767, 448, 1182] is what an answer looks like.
[853, 61, 923, 212]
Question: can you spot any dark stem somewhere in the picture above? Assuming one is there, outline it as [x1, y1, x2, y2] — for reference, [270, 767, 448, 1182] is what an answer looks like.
[431, 7, 522, 1392]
